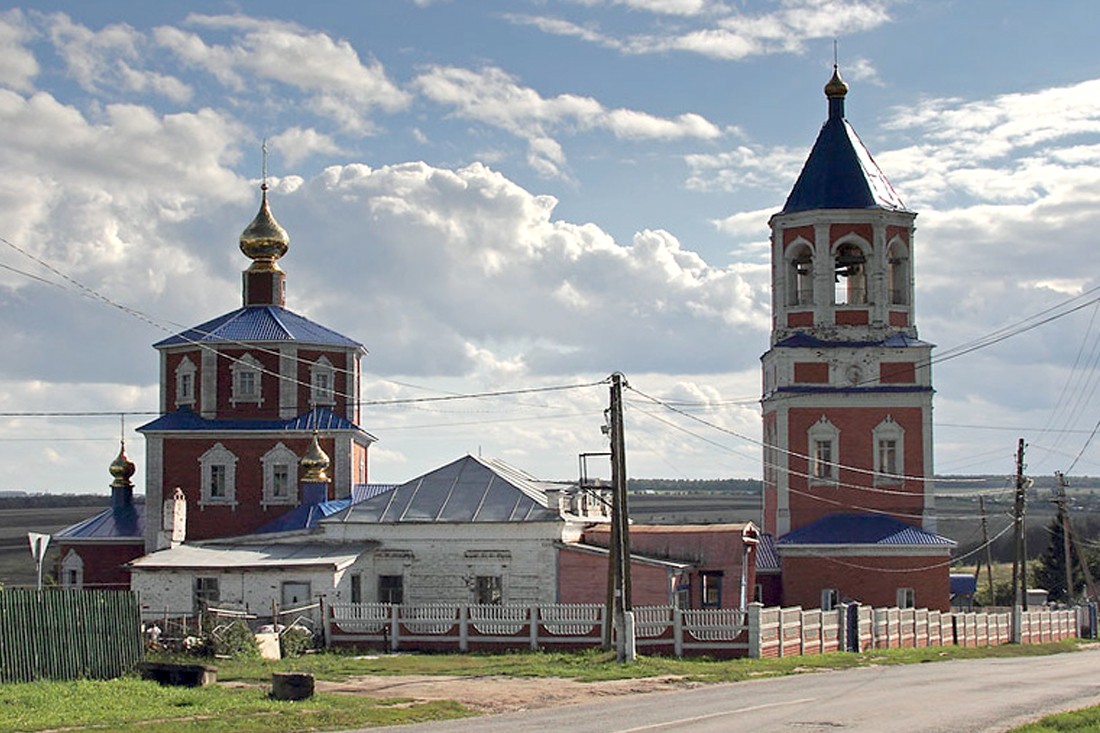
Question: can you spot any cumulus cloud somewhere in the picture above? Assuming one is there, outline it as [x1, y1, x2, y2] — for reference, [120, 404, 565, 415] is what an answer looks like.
[415, 65, 723, 177]
[269, 126, 344, 166]
[0, 10, 39, 92]
[508, 0, 893, 60]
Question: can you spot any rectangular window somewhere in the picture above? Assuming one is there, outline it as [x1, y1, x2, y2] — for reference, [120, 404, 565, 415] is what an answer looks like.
[878, 439, 898, 476]
[194, 577, 219, 609]
[701, 572, 723, 608]
[179, 372, 193, 400]
[239, 370, 256, 396]
[821, 588, 839, 611]
[272, 465, 289, 498]
[378, 575, 403, 604]
[813, 440, 833, 479]
[475, 576, 503, 605]
[350, 574, 362, 604]
[210, 465, 227, 497]
[897, 588, 915, 609]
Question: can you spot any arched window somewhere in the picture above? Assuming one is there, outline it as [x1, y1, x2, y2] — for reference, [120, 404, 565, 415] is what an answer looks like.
[199, 442, 238, 507]
[175, 356, 196, 407]
[262, 442, 299, 507]
[873, 416, 905, 485]
[887, 240, 909, 306]
[230, 353, 264, 406]
[311, 356, 336, 407]
[786, 242, 814, 306]
[807, 416, 839, 484]
[834, 242, 867, 305]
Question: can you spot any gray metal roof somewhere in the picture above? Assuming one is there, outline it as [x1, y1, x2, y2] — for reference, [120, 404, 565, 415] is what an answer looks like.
[128, 542, 368, 571]
[332, 454, 562, 524]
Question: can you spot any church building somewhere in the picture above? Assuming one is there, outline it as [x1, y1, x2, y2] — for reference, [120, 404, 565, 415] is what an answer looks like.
[136, 184, 377, 548]
[760, 68, 954, 611]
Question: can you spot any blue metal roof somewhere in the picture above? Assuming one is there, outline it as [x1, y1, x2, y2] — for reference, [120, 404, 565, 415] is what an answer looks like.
[253, 483, 398, 534]
[137, 406, 374, 437]
[777, 513, 954, 546]
[950, 573, 978, 596]
[55, 504, 145, 541]
[155, 305, 363, 350]
[774, 333, 933, 349]
[334, 455, 559, 524]
[782, 91, 907, 214]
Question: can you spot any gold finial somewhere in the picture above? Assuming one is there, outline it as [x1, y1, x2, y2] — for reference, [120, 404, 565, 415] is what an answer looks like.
[301, 431, 331, 483]
[239, 141, 289, 272]
[825, 64, 848, 99]
[109, 440, 136, 489]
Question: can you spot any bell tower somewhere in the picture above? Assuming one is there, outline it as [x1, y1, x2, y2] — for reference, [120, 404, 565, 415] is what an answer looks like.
[761, 67, 936, 538]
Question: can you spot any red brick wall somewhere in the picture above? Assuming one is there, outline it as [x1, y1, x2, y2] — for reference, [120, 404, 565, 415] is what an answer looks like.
[557, 547, 673, 606]
[794, 362, 829, 383]
[889, 311, 909, 327]
[780, 553, 949, 611]
[787, 311, 814, 327]
[160, 435, 335, 540]
[830, 223, 873, 246]
[787, 406, 926, 530]
[217, 348, 282, 419]
[835, 310, 870, 325]
[57, 542, 144, 590]
[880, 362, 916, 383]
[783, 226, 815, 248]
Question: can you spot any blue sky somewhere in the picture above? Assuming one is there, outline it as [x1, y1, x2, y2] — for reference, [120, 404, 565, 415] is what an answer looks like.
[3, 0, 1100, 494]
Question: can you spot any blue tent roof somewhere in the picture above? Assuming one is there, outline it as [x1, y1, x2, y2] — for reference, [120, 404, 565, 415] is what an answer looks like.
[138, 406, 374, 437]
[55, 504, 145, 541]
[777, 513, 954, 547]
[155, 305, 363, 350]
[782, 92, 907, 214]
[774, 332, 933, 349]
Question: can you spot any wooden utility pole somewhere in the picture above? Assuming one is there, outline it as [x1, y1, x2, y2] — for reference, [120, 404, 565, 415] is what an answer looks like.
[603, 373, 634, 661]
[977, 496, 995, 602]
[1012, 439, 1027, 638]
[1055, 472, 1074, 602]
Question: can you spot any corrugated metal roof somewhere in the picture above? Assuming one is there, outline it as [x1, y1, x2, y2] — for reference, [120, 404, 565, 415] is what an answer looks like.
[155, 305, 363, 350]
[333, 455, 560, 524]
[55, 505, 145, 541]
[777, 513, 954, 546]
[128, 542, 368, 570]
[782, 106, 907, 214]
[755, 532, 780, 572]
[138, 406, 375, 438]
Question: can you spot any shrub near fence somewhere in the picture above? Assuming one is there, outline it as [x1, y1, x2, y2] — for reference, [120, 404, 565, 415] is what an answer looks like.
[0, 589, 143, 683]
[330, 601, 1085, 659]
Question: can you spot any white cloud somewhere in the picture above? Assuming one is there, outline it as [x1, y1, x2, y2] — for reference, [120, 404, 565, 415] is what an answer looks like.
[415, 65, 722, 177]
[269, 126, 343, 166]
[156, 14, 409, 132]
[0, 10, 39, 92]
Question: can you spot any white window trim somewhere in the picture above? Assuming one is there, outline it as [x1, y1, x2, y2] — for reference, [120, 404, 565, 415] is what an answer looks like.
[873, 416, 905, 485]
[61, 550, 84, 590]
[261, 442, 299, 507]
[199, 442, 238, 508]
[175, 356, 197, 408]
[808, 416, 839, 485]
[310, 356, 336, 407]
[230, 353, 264, 407]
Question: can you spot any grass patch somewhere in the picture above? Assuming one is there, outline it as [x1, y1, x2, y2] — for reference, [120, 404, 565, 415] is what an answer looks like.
[0, 677, 471, 733]
[1011, 705, 1100, 732]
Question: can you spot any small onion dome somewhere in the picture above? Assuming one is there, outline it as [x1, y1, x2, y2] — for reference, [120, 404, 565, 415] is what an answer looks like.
[301, 431, 331, 483]
[825, 65, 848, 99]
[239, 186, 289, 271]
[109, 441, 136, 489]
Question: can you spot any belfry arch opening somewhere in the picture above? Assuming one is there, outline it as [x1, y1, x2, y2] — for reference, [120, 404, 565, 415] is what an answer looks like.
[833, 242, 867, 305]
[888, 240, 909, 305]
[787, 242, 814, 306]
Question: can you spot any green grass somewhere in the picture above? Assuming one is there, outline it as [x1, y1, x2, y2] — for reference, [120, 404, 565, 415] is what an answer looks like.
[0, 641, 1085, 733]
[0, 677, 470, 733]
[1011, 706, 1100, 732]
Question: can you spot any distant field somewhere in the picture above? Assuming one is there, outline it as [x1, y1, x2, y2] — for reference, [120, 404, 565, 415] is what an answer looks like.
[0, 504, 107, 588]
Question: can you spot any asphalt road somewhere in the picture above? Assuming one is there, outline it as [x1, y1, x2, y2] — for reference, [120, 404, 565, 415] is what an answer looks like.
[341, 648, 1100, 733]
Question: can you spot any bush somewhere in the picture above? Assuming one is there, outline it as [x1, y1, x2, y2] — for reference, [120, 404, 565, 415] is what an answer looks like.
[279, 626, 315, 658]
[207, 618, 260, 658]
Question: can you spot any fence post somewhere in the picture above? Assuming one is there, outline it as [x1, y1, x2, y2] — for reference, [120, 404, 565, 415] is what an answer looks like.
[747, 602, 762, 659]
[674, 607, 684, 657]
[530, 605, 539, 651]
[459, 605, 468, 652]
[389, 604, 399, 652]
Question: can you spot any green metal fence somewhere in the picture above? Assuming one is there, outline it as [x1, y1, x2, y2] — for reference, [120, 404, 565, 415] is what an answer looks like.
[0, 589, 144, 683]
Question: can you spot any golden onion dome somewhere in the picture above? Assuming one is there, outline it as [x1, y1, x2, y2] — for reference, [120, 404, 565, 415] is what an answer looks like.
[109, 441, 136, 489]
[239, 186, 289, 269]
[825, 65, 849, 99]
[301, 432, 331, 483]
